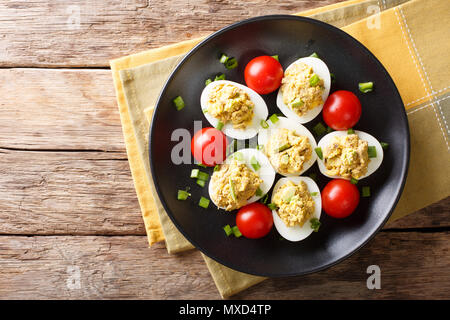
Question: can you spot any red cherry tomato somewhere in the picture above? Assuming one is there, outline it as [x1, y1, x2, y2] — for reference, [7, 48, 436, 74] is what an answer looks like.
[244, 56, 284, 95]
[191, 127, 227, 167]
[321, 179, 360, 218]
[236, 202, 273, 239]
[322, 90, 362, 130]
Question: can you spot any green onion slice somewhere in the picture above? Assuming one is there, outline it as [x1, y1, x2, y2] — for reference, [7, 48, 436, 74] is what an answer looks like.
[310, 218, 321, 232]
[381, 142, 389, 149]
[347, 128, 355, 135]
[309, 73, 320, 86]
[315, 147, 323, 160]
[271, 55, 279, 61]
[224, 57, 238, 70]
[260, 119, 269, 129]
[196, 179, 206, 187]
[196, 163, 207, 168]
[205, 78, 212, 86]
[368, 146, 377, 158]
[190, 169, 200, 178]
[256, 145, 264, 151]
[213, 165, 220, 172]
[330, 73, 336, 83]
[310, 52, 320, 58]
[313, 122, 327, 136]
[255, 187, 263, 197]
[198, 196, 210, 208]
[359, 82, 374, 93]
[223, 225, 232, 236]
[260, 194, 269, 204]
[268, 203, 278, 210]
[214, 73, 226, 81]
[310, 192, 319, 197]
[250, 156, 261, 171]
[291, 98, 304, 108]
[219, 54, 229, 64]
[216, 121, 224, 131]
[173, 96, 185, 111]
[361, 186, 371, 197]
[350, 177, 358, 185]
[197, 171, 209, 181]
[232, 226, 242, 238]
[177, 189, 191, 201]
[232, 152, 243, 161]
[277, 143, 291, 153]
[229, 177, 237, 201]
[269, 114, 279, 124]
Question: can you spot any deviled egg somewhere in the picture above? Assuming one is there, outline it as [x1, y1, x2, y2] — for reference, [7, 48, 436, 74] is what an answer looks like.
[271, 176, 321, 242]
[317, 130, 383, 180]
[276, 57, 331, 123]
[201, 80, 268, 140]
[258, 116, 317, 176]
[208, 148, 275, 211]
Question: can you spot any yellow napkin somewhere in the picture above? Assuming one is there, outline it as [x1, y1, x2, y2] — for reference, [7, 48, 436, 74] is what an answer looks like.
[111, 0, 449, 298]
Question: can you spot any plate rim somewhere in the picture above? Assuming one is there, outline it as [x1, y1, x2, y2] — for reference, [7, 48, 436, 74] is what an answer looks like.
[149, 14, 410, 277]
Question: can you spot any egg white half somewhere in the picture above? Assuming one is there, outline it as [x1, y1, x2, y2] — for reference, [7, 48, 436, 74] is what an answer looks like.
[257, 116, 317, 176]
[208, 148, 276, 210]
[276, 57, 331, 124]
[271, 176, 322, 242]
[317, 130, 384, 180]
[201, 80, 268, 140]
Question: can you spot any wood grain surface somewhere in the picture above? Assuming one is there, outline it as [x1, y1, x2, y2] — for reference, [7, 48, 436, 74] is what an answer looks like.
[0, 0, 448, 300]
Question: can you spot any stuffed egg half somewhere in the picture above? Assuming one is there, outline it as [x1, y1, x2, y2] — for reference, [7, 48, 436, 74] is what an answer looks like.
[258, 116, 317, 176]
[271, 176, 321, 242]
[201, 80, 268, 140]
[317, 130, 384, 180]
[276, 57, 331, 124]
[208, 148, 275, 211]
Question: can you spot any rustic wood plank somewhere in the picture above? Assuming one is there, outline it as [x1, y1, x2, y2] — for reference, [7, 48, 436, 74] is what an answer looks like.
[0, 231, 448, 299]
[0, 68, 124, 151]
[0, 0, 345, 67]
[0, 149, 144, 235]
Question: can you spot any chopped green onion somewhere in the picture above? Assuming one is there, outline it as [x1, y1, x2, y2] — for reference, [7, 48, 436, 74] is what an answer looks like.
[255, 187, 263, 197]
[361, 186, 371, 197]
[313, 122, 327, 136]
[223, 224, 232, 236]
[231, 226, 242, 238]
[199, 196, 210, 208]
[224, 57, 238, 70]
[277, 143, 291, 153]
[232, 152, 243, 161]
[196, 163, 207, 168]
[381, 142, 389, 149]
[260, 194, 269, 204]
[190, 169, 200, 178]
[269, 114, 279, 124]
[309, 73, 320, 86]
[310, 52, 320, 58]
[173, 96, 185, 111]
[202, 108, 208, 113]
[177, 189, 191, 201]
[368, 146, 377, 158]
[250, 156, 261, 171]
[291, 98, 304, 108]
[271, 55, 279, 61]
[347, 128, 355, 135]
[214, 73, 226, 81]
[213, 164, 220, 172]
[196, 179, 206, 187]
[310, 192, 319, 197]
[310, 218, 321, 232]
[260, 119, 269, 129]
[315, 147, 323, 160]
[309, 173, 317, 181]
[216, 120, 224, 131]
[256, 145, 264, 151]
[330, 73, 336, 83]
[229, 177, 237, 201]
[219, 53, 229, 64]
[197, 171, 209, 181]
[359, 82, 374, 93]
[350, 177, 358, 185]
[205, 78, 212, 86]
[268, 203, 278, 210]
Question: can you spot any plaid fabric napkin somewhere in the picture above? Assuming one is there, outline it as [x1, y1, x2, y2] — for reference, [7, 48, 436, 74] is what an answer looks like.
[110, 0, 449, 298]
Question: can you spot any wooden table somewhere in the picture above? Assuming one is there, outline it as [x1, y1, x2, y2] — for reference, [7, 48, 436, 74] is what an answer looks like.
[0, 0, 448, 299]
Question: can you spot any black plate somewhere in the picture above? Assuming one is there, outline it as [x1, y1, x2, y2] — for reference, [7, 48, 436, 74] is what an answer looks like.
[149, 15, 409, 277]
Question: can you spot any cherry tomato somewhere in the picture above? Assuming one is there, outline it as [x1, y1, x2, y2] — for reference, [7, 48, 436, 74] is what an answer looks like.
[322, 90, 362, 130]
[236, 202, 273, 239]
[321, 179, 360, 218]
[244, 56, 284, 95]
[191, 127, 227, 167]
